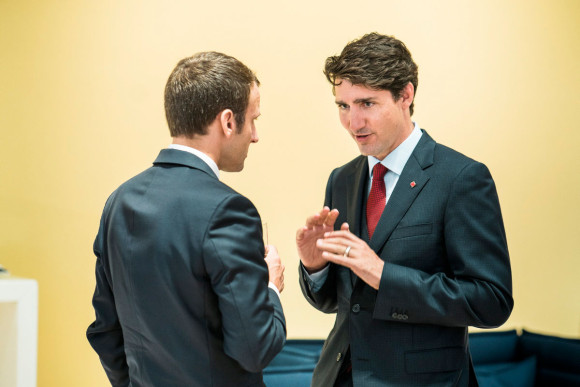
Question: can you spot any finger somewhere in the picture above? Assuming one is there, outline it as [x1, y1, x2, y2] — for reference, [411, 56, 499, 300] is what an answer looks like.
[319, 232, 356, 247]
[304, 214, 318, 227]
[321, 251, 352, 269]
[296, 226, 308, 240]
[340, 222, 350, 231]
[305, 207, 330, 227]
[324, 230, 353, 238]
[323, 209, 340, 227]
[316, 239, 350, 256]
[317, 207, 332, 226]
[324, 230, 361, 243]
[320, 236, 354, 249]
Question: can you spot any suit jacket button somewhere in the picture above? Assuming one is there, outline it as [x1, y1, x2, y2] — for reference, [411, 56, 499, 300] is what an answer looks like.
[352, 304, 360, 313]
[336, 352, 342, 362]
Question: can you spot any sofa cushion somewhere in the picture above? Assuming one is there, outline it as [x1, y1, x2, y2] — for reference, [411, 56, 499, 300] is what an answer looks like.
[263, 371, 313, 387]
[264, 339, 323, 371]
[263, 340, 323, 387]
[469, 329, 519, 364]
[519, 329, 580, 387]
[474, 356, 536, 387]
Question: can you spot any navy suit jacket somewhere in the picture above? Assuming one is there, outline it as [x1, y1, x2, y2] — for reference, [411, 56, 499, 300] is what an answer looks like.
[300, 131, 513, 386]
[88, 149, 286, 387]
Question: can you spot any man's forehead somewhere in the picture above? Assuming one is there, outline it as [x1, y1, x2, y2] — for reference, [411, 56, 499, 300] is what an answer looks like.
[249, 84, 260, 116]
[250, 83, 260, 101]
[334, 80, 389, 101]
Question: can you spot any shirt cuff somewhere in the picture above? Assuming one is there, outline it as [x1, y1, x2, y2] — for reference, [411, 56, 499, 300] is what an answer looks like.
[302, 264, 329, 293]
[268, 281, 281, 297]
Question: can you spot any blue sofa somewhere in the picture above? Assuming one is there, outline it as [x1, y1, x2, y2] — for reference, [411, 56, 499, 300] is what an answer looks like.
[264, 329, 580, 387]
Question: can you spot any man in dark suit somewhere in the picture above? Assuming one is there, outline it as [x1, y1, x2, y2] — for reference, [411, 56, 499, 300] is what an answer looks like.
[87, 51, 286, 387]
[297, 33, 513, 386]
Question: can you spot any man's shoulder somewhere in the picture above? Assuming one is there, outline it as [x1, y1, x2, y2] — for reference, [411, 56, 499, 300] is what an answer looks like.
[423, 137, 494, 184]
[419, 131, 483, 170]
[106, 159, 246, 209]
[433, 142, 476, 163]
[331, 155, 367, 177]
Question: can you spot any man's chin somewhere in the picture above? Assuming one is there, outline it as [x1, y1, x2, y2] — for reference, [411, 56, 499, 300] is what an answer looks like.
[222, 163, 244, 173]
[357, 147, 370, 157]
[357, 146, 383, 159]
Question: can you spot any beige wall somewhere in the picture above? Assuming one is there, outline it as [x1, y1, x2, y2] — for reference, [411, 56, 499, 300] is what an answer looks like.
[1, 0, 579, 385]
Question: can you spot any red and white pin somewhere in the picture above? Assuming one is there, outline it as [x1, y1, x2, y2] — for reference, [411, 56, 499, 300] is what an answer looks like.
[410, 181, 416, 188]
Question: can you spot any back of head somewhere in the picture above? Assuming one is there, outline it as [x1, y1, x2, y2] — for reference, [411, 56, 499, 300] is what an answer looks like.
[164, 51, 259, 137]
[324, 33, 419, 115]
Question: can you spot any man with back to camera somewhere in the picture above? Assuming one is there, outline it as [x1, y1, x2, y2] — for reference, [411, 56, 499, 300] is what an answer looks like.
[297, 33, 513, 386]
[87, 51, 286, 387]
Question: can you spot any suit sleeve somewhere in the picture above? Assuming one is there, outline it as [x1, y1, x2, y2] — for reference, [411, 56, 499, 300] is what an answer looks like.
[298, 169, 340, 314]
[86, 208, 130, 387]
[374, 162, 513, 328]
[203, 194, 286, 373]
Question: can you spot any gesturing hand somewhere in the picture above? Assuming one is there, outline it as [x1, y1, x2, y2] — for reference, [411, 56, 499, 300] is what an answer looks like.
[316, 228, 384, 290]
[296, 207, 339, 273]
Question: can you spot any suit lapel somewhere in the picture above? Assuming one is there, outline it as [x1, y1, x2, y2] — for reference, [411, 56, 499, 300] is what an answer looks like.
[346, 157, 368, 239]
[369, 157, 429, 252]
[343, 157, 368, 288]
[369, 131, 435, 254]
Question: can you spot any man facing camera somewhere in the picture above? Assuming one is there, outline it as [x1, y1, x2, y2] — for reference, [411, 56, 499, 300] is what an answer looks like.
[297, 33, 513, 386]
[88, 52, 286, 387]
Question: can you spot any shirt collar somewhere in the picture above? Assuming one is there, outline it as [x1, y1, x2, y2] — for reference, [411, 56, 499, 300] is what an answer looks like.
[167, 144, 220, 179]
[368, 122, 423, 177]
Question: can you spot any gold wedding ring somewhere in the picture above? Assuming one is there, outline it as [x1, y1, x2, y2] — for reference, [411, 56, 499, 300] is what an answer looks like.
[343, 245, 352, 257]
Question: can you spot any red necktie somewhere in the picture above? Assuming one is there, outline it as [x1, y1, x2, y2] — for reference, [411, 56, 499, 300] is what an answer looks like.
[366, 163, 388, 239]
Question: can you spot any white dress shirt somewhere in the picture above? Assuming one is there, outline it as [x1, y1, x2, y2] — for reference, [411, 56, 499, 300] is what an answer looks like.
[168, 143, 220, 179]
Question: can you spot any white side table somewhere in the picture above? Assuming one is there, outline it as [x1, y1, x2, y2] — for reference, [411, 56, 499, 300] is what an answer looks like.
[0, 277, 38, 387]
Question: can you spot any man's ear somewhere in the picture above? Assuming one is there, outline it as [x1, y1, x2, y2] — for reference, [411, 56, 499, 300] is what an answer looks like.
[219, 109, 236, 138]
[400, 82, 415, 110]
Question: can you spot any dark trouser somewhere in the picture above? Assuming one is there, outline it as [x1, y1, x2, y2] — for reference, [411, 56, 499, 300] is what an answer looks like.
[334, 370, 353, 387]
[334, 350, 353, 387]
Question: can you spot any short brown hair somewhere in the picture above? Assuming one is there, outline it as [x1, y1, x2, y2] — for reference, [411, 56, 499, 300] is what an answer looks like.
[324, 33, 418, 115]
[164, 52, 259, 137]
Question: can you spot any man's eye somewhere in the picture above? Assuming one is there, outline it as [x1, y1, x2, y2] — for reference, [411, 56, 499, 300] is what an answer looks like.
[338, 104, 348, 110]
[364, 102, 374, 107]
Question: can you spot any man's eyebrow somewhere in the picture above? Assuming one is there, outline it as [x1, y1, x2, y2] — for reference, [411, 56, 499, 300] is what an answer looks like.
[354, 97, 375, 104]
[335, 98, 375, 105]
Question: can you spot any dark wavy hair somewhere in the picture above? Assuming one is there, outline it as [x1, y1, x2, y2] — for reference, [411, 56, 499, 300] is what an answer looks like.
[164, 51, 259, 137]
[324, 33, 418, 116]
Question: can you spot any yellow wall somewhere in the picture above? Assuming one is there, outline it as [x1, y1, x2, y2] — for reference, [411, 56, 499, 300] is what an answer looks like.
[1, 0, 579, 386]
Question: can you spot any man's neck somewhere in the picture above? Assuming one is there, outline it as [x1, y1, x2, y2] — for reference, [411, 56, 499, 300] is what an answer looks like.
[172, 135, 219, 166]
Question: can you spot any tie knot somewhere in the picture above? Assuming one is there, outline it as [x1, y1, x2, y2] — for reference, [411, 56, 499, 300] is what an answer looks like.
[372, 163, 388, 180]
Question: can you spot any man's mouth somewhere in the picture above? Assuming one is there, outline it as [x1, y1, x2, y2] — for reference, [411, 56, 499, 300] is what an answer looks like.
[354, 133, 372, 142]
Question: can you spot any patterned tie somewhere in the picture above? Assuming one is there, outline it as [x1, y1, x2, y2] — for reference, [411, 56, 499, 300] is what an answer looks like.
[366, 163, 388, 239]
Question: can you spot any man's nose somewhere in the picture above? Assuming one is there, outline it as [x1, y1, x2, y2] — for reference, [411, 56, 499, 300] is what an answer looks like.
[349, 109, 365, 131]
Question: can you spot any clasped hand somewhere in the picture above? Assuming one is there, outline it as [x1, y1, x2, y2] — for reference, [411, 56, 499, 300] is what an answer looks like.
[265, 245, 285, 292]
[296, 207, 384, 290]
